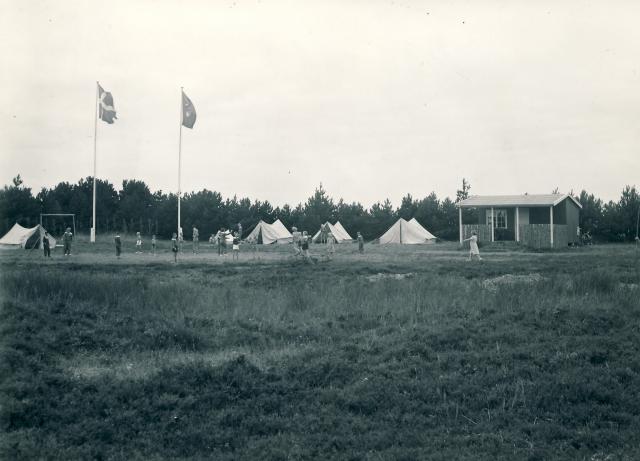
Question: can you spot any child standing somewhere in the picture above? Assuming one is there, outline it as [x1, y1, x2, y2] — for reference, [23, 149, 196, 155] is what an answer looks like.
[178, 227, 184, 252]
[62, 227, 73, 256]
[192, 226, 199, 254]
[301, 231, 310, 259]
[115, 232, 122, 259]
[135, 232, 143, 253]
[43, 231, 51, 258]
[171, 233, 178, 263]
[151, 235, 157, 255]
[232, 232, 240, 261]
[292, 227, 302, 255]
[327, 232, 335, 259]
[217, 229, 226, 255]
[463, 231, 482, 261]
[357, 232, 364, 253]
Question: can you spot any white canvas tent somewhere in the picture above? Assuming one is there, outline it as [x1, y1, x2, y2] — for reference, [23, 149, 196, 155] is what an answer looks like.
[270, 219, 294, 243]
[0, 223, 56, 249]
[377, 218, 436, 244]
[409, 218, 437, 241]
[334, 222, 353, 241]
[246, 220, 293, 244]
[312, 221, 353, 243]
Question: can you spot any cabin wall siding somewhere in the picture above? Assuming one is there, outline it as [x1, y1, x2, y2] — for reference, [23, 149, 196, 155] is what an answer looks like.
[565, 200, 580, 244]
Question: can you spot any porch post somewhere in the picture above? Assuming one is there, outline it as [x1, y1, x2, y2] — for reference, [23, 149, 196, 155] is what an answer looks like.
[550, 205, 554, 247]
[491, 207, 495, 242]
[459, 207, 463, 244]
[515, 206, 520, 242]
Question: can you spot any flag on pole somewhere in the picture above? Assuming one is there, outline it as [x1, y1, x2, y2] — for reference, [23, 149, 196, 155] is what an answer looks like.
[98, 84, 117, 124]
[182, 90, 196, 129]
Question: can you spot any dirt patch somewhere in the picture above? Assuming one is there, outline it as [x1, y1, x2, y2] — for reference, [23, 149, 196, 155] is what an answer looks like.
[482, 273, 544, 292]
[365, 273, 415, 282]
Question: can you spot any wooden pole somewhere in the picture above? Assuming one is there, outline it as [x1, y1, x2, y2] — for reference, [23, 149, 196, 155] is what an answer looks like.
[550, 206, 554, 247]
[91, 81, 99, 243]
[458, 207, 463, 244]
[515, 206, 520, 242]
[491, 207, 495, 242]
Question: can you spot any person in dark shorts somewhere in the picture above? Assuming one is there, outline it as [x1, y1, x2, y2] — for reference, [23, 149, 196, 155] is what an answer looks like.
[171, 233, 179, 262]
[301, 231, 310, 258]
[115, 232, 122, 259]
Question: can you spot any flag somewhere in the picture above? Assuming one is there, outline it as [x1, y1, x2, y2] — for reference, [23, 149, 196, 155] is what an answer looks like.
[182, 90, 196, 129]
[98, 84, 117, 124]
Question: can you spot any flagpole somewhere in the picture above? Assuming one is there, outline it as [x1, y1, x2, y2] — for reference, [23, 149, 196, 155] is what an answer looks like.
[91, 81, 98, 243]
[178, 87, 183, 240]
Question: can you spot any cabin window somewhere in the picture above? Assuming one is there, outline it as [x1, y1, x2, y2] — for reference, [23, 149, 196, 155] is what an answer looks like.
[486, 209, 507, 228]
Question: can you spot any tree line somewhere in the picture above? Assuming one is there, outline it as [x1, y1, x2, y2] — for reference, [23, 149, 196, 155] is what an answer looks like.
[0, 175, 638, 242]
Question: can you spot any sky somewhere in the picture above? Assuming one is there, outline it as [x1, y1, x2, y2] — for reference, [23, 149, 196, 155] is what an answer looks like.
[1, 0, 639, 207]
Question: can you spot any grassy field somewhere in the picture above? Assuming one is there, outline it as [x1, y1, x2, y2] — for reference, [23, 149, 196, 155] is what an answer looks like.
[1, 238, 640, 460]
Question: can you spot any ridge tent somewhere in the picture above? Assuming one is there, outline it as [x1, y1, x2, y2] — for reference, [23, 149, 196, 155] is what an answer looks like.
[377, 218, 436, 244]
[270, 219, 293, 243]
[334, 222, 354, 241]
[312, 221, 353, 243]
[246, 220, 293, 244]
[409, 218, 437, 241]
[0, 223, 56, 249]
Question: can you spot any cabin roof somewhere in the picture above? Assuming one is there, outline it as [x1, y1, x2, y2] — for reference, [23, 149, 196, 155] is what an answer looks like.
[457, 194, 582, 209]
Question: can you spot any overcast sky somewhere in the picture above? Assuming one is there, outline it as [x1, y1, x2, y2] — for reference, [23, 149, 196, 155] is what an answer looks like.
[1, 0, 638, 206]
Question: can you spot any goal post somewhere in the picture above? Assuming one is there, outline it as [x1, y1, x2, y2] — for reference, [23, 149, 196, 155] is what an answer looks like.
[40, 213, 76, 239]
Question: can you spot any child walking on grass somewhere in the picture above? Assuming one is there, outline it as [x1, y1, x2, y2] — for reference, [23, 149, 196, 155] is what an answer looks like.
[151, 235, 157, 255]
[171, 233, 178, 263]
[357, 232, 364, 253]
[463, 230, 482, 261]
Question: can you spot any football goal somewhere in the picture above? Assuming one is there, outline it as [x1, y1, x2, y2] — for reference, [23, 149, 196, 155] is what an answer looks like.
[40, 213, 76, 240]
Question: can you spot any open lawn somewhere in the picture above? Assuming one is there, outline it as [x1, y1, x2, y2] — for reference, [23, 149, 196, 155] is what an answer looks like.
[1, 239, 640, 460]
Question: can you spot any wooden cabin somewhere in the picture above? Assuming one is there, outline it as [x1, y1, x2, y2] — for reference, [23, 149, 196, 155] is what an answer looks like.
[456, 194, 582, 248]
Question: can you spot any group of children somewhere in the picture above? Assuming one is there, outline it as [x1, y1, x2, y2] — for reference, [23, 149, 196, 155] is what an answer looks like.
[107, 225, 366, 263]
[290, 227, 365, 262]
[41, 227, 72, 258]
[114, 231, 157, 259]
[40, 226, 489, 263]
[207, 227, 241, 259]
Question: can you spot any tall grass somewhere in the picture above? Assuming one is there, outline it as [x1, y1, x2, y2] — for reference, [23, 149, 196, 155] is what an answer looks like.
[1, 248, 640, 460]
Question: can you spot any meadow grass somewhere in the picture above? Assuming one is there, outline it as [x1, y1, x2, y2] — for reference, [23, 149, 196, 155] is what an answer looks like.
[1, 242, 640, 460]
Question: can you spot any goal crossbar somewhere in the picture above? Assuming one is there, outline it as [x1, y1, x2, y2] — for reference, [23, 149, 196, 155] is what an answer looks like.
[40, 213, 76, 237]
